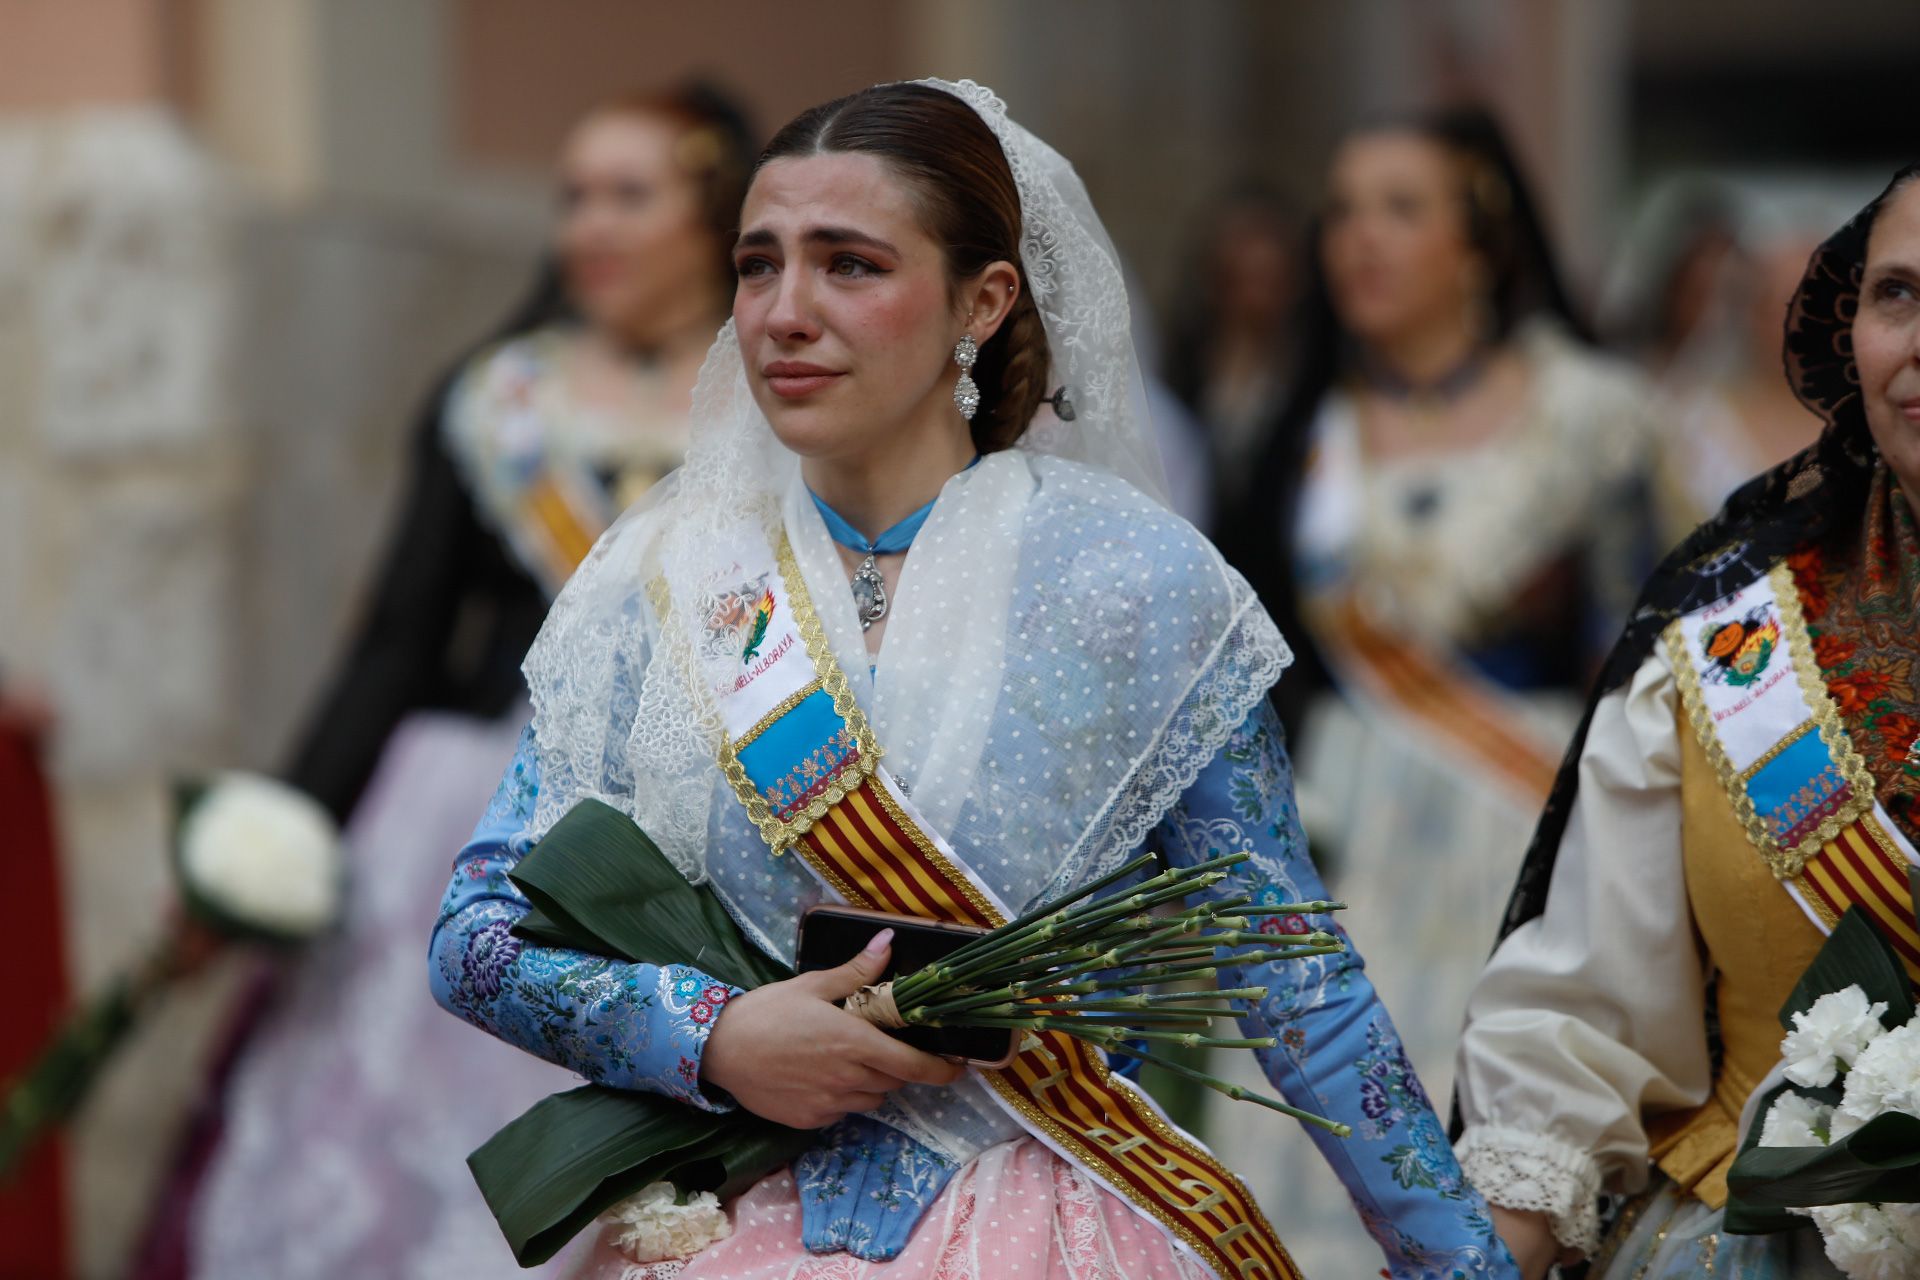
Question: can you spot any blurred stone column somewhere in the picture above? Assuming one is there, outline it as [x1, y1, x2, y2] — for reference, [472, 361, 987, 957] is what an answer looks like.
[0, 3, 248, 1276]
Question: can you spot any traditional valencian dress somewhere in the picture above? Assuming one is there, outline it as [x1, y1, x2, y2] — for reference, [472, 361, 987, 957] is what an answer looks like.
[187, 322, 687, 1278]
[1215, 320, 1655, 1274]
[1453, 168, 1920, 1278]
[431, 80, 1519, 1280]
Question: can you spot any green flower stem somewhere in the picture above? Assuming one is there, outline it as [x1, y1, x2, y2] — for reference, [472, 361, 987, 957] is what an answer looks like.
[927, 853, 1242, 979]
[1058, 987, 1267, 1006]
[986, 851, 1161, 939]
[977, 851, 1246, 950]
[1039, 999, 1250, 1018]
[897, 876, 1229, 1005]
[906, 943, 1279, 1022]
[0, 928, 181, 1179]
[940, 1003, 1224, 1025]
[1103, 1042, 1352, 1137]
[953, 1015, 1277, 1052]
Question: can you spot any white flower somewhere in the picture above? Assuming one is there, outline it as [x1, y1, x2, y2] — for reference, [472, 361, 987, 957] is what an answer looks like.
[1781, 986, 1889, 1088]
[179, 773, 343, 937]
[599, 1181, 731, 1263]
[1759, 1091, 1832, 1148]
[1839, 1022, 1920, 1127]
[1811, 1202, 1920, 1280]
[1829, 1106, 1868, 1143]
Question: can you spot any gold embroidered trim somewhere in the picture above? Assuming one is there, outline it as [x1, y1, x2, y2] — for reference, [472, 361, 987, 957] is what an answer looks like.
[718, 532, 885, 855]
[1792, 869, 1842, 930]
[1668, 619, 1784, 873]
[1773, 560, 1877, 862]
[1669, 563, 1876, 879]
[975, 1049, 1296, 1276]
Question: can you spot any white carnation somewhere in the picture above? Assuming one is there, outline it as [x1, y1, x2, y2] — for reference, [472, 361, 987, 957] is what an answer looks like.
[1811, 1202, 1920, 1280]
[1829, 1106, 1868, 1143]
[1781, 986, 1888, 1089]
[1759, 1091, 1832, 1148]
[179, 773, 343, 937]
[600, 1181, 731, 1263]
[1839, 1022, 1920, 1127]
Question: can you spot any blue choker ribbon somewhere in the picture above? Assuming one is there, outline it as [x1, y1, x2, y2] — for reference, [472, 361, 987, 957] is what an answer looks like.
[808, 457, 979, 631]
[806, 455, 981, 557]
[808, 491, 939, 558]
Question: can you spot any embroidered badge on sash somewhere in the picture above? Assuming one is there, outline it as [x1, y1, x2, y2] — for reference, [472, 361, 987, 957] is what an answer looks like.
[701, 575, 775, 666]
[741, 589, 775, 663]
[1699, 606, 1780, 688]
[1670, 563, 1920, 982]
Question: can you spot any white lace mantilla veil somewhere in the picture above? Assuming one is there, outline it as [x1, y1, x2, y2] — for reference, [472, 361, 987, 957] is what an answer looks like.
[519, 78, 1292, 947]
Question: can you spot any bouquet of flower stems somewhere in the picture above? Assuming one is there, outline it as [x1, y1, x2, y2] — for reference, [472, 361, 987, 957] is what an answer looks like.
[852, 847, 1350, 1133]
[474, 800, 1349, 1266]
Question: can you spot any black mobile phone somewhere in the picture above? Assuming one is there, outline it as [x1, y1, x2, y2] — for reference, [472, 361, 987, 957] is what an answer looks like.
[796, 905, 1018, 1067]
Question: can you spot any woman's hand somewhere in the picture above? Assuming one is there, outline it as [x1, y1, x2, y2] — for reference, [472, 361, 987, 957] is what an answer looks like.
[701, 928, 965, 1130]
[1491, 1205, 1569, 1280]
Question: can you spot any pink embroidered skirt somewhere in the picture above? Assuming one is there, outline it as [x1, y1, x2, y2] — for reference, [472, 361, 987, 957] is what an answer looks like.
[573, 1136, 1213, 1280]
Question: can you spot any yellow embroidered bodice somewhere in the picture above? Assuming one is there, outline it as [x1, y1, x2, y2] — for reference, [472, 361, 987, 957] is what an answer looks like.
[1647, 715, 1831, 1209]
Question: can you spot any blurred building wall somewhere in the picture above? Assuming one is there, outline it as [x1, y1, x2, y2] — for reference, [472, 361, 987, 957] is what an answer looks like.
[0, 4, 246, 1276]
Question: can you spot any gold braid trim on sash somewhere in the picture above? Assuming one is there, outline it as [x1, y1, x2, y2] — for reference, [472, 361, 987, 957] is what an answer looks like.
[653, 522, 884, 857]
[1666, 562, 1876, 878]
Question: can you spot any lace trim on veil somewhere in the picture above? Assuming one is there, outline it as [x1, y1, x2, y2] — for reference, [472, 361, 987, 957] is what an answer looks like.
[1042, 593, 1292, 900]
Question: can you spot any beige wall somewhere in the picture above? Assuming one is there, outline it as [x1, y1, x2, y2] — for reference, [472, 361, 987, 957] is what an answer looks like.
[453, 0, 908, 172]
[0, 0, 186, 109]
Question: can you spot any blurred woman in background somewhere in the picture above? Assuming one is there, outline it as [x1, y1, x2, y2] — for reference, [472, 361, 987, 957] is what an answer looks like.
[138, 84, 755, 1280]
[1212, 107, 1660, 1276]
[1626, 186, 1865, 543]
[1164, 184, 1301, 527]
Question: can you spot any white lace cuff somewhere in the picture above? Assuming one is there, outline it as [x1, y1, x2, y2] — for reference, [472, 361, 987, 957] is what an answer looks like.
[1454, 1125, 1604, 1256]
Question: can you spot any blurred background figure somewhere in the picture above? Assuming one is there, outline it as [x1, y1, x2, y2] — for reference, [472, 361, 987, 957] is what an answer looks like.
[1601, 177, 1876, 546]
[1212, 107, 1661, 1276]
[1597, 180, 1742, 381]
[135, 85, 755, 1280]
[1163, 185, 1302, 530]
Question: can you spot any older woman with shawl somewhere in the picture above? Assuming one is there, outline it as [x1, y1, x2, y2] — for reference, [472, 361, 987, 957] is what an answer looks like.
[1458, 165, 1920, 1278]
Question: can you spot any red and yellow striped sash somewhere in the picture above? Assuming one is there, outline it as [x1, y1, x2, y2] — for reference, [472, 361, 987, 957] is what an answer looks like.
[790, 776, 1302, 1280]
[1794, 815, 1920, 983]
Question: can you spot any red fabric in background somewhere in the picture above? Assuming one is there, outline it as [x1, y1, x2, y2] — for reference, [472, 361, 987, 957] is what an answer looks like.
[0, 725, 70, 1280]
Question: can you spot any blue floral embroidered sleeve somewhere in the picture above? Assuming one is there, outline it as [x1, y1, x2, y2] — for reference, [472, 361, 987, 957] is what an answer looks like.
[428, 725, 742, 1108]
[1157, 700, 1519, 1280]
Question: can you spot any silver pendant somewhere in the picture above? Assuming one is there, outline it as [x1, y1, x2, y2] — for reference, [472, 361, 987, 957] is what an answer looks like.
[851, 554, 888, 631]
